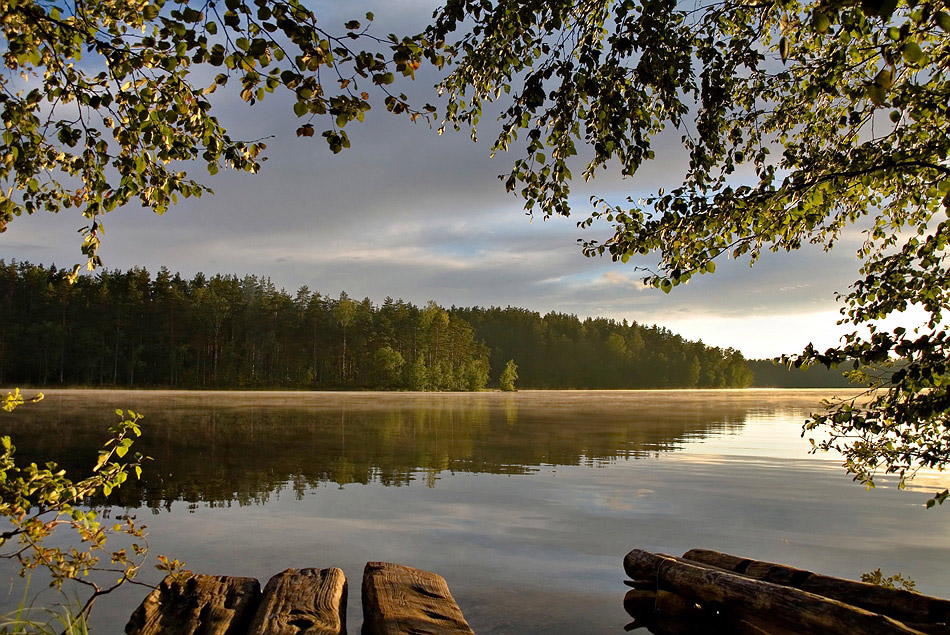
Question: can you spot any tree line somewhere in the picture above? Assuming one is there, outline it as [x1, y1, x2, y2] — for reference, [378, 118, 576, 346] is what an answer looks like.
[0, 261, 760, 390]
[747, 360, 854, 389]
[455, 306, 753, 389]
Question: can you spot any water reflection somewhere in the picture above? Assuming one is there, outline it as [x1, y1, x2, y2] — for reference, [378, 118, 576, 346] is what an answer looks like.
[6, 389, 949, 635]
[1, 390, 770, 509]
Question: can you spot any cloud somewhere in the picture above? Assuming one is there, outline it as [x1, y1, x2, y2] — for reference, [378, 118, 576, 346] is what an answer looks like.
[0, 0, 879, 360]
[597, 271, 650, 291]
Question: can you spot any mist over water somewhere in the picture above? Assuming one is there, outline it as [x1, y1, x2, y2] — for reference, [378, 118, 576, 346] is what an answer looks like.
[3, 389, 949, 634]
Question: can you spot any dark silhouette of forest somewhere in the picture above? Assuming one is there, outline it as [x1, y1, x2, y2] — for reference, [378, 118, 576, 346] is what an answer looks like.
[0, 261, 849, 390]
[455, 306, 751, 388]
[747, 359, 854, 388]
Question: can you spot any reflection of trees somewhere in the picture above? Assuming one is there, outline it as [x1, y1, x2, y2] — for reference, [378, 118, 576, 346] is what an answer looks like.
[4, 392, 752, 509]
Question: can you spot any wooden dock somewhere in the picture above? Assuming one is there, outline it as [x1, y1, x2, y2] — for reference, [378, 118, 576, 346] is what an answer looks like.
[127, 548, 950, 634]
[125, 562, 474, 635]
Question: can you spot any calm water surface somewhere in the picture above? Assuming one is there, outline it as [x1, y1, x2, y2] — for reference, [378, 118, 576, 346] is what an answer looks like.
[3, 389, 950, 634]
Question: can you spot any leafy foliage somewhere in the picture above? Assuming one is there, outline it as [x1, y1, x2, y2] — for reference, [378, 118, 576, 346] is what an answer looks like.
[2, 388, 44, 413]
[425, 0, 950, 501]
[499, 359, 518, 392]
[0, 391, 179, 628]
[0, 0, 432, 272]
[861, 568, 918, 592]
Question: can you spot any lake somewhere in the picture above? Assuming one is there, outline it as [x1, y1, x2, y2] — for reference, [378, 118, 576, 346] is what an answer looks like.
[3, 389, 950, 634]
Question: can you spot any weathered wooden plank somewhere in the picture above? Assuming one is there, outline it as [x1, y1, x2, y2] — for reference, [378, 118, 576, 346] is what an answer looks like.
[682, 548, 950, 631]
[361, 562, 475, 635]
[125, 573, 261, 635]
[246, 567, 347, 635]
[624, 549, 929, 635]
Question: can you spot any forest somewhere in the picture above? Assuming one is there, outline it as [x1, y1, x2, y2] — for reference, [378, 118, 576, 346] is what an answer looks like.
[0, 261, 768, 390]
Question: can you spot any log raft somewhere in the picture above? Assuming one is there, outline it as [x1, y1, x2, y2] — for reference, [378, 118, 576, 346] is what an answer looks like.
[125, 563, 472, 635]
[682, 548, 950, 629]
[624, 548, 950, 635]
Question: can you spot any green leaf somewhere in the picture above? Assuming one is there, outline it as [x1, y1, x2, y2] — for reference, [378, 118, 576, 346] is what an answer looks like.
[901, 41, 923, 64]
[874, 68, 894, 89]
[866, 84, 887, 106]
[94, 451, 110, 472]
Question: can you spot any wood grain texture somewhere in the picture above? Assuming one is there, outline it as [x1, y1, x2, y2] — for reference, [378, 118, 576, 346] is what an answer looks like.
[246, 568, 347, 635]
[682, 548, 950, 632]
[624, 549, 929, 635]
[361, 562, 475, 635]
[125, 573, 261, 635]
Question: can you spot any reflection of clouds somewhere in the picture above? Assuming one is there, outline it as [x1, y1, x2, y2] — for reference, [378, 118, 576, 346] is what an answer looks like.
[673, 393, 864, 462]
[602, 496, 633, 511]
[599, 487, 655, 511]
[101, 422, 950, 635]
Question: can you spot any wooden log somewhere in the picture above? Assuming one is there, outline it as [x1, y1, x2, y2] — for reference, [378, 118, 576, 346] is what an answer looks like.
[682, 548, 950, 631]
[246, 568, 347, 635]
[361, 562, 475, 635]
[624, 549, 930, 635]
[125, 573, 261, 635]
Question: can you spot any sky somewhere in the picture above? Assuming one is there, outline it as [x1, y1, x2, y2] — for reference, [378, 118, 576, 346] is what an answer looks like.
[0, 0, 875, 359]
